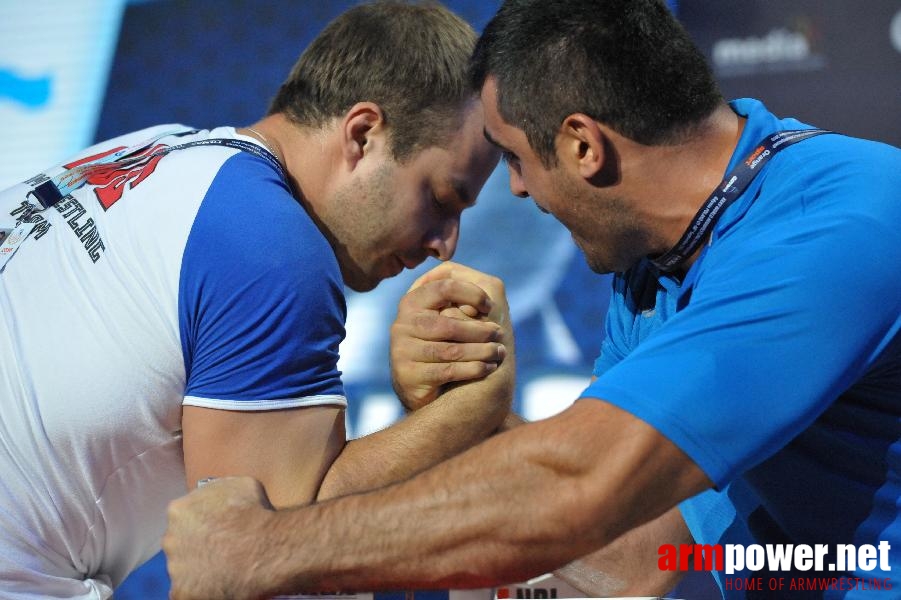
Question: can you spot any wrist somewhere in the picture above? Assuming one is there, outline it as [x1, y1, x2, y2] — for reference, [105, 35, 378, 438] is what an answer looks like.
[243, 506, 298, 597]
[391, 380, 422, 413]
[496, 411, 526, 434]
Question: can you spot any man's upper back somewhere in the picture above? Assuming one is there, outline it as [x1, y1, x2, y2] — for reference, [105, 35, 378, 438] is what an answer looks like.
[0, 125, 346, 586]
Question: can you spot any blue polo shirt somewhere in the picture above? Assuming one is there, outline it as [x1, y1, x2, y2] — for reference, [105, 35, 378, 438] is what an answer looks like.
[582, 98, 901, 598]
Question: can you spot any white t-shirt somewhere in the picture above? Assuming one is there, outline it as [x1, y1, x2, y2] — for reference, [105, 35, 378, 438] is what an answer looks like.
[0, 125, 347, 598]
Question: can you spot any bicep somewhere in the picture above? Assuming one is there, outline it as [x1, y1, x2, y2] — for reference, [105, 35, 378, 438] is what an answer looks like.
[182, 404, 345, 508]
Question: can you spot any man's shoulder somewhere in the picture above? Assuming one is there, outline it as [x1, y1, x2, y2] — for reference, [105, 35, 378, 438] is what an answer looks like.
[179, 152, 343, 309]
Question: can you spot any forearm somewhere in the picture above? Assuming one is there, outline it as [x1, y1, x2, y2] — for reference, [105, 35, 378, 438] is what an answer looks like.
[554, 505, 691, 597]
[483, 411, 686, 596]
[317, 362, 514, 500]
[462, 411, 687, 597]
[257, 400, 709, 596]
[266, 424, 584, 594]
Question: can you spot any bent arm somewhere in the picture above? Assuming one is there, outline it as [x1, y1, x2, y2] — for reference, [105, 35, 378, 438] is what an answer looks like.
[184, 350, 512, 510]
[261, 398, 710, 595]
[318, 266, 516, 500]
[185, 264, 512, 508]
[166, 399, 710, 600]
[317, 365, 513, 499]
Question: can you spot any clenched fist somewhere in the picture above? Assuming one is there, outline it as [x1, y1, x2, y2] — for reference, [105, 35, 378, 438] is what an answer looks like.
[165, 477, 277, 600]
[390, 262, 513, 411]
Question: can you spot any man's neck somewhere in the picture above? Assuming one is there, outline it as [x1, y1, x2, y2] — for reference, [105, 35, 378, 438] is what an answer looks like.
[622, 103, 746, 270]
[242, 113, 341, 219]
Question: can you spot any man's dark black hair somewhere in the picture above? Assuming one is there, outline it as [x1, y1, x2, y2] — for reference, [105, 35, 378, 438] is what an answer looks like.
[470, 0, 722, 167]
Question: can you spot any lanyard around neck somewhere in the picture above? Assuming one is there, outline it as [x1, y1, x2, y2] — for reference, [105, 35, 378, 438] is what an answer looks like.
[650, 128, 833, 273]
[26, 130, 286, 211]
[0, 130, 287, 270]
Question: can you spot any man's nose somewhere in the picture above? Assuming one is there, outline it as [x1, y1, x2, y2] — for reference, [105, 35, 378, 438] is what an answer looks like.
[425, 217, 460, 261]
[508, 165, 529, 198]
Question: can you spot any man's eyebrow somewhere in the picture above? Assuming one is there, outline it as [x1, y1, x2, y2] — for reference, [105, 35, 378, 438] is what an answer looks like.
[482, 128, 507, 152]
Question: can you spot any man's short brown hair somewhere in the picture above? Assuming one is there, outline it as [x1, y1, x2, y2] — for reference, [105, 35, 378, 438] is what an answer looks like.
[269, 0, 476, 162]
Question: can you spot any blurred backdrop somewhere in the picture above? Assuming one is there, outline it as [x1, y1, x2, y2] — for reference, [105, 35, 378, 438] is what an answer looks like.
[1, 1, 899, 597]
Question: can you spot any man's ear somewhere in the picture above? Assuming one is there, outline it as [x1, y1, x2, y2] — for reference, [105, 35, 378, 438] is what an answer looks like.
[341, 102, 386, 170]
[558, 113, 605, 180]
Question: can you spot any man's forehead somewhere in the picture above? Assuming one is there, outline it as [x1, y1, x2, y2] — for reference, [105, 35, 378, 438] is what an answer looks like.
[477, 81, 519, 150]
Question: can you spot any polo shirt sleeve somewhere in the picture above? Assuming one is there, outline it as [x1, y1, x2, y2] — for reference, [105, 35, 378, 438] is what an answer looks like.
[580, 141, 901, 487]
[178, 152, 346, 410]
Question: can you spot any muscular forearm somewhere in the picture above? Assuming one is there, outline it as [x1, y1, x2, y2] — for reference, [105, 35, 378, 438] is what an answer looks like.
[264, 422, 582, 595]
[255, 400, 709, 597]
[474, 411, 688, 597]
[317, 362, 514, 500]
[554, 505, 691, 597]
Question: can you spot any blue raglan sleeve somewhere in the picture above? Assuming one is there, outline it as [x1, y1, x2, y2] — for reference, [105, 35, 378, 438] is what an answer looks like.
[178, 152, 347, 410]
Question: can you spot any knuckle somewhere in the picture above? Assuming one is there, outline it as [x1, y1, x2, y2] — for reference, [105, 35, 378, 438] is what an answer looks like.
[442, 343, 464, 361]
[420, 365, 440, 384]
[430, 317, 455, 340]
[435, 278, 458, 298]
[396, 294, 412, 310]
[486, 275, 505, 294]
[424, 343, 440, 362]
[412, 312, 437, 332]
[439, 363, 457, 381]
[397, 293, 419, 314]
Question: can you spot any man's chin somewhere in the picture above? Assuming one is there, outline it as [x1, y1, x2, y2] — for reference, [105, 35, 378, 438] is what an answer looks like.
[586, 261, 615, 276]
[340, 265, 380, 293]
[343, 266, 403, 293]
[344, 275, 381, 293]
[581, 249, 617, 276]
[346, 281, 376, 293]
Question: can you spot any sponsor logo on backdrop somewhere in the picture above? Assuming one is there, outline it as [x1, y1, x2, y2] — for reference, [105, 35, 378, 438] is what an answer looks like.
[658, 542, 892, 593]
[0, 69, 51, 109]
[891, 9, 901, 54]
[712, 17, 826, 77]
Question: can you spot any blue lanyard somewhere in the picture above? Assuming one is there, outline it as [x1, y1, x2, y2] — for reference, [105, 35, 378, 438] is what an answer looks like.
[650, 128, 833, 272]
[26, 130, 286, 211]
